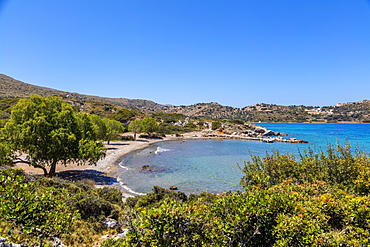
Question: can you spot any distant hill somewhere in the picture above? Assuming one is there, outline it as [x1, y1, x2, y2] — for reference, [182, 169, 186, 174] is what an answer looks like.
[0, 74, 174, 113]
[1, 74, 369, 122]
[0, 74, 66, 98]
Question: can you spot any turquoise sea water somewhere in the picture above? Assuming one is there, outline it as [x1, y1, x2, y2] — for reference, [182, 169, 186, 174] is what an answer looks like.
[117, 123, 370, 195]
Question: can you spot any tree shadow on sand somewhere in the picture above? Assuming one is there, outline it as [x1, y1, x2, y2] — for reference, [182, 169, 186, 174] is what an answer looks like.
[56, 169, 118, 185]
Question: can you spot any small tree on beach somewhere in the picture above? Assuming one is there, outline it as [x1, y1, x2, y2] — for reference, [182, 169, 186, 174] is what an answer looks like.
[128, 119, 142, 141]
[89, 114, 109, 141]
[1, 95, 105, 176]
[103, 118, 124, 144]
[141, 117, 158, 136]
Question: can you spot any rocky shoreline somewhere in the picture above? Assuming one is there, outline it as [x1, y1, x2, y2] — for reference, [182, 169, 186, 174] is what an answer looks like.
[200, 123, 308, 143]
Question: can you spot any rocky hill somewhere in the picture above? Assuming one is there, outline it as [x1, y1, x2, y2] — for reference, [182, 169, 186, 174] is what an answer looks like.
[0, 74, 174, 113]
[1, 74, 369, 122]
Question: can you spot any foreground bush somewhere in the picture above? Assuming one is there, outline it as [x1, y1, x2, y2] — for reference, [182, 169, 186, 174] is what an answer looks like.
[109, 144, 370, 246]
[118, 181, 370, 246]
[240, 143, 370, 195]
[0, 169, 126, 246]
[3, 143, 370, 246]
[0, 169, 77, 245]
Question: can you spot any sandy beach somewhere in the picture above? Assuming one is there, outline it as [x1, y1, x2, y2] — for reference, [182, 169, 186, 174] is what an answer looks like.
[14, 128, 292, 198]
[14, 132, 205, 198]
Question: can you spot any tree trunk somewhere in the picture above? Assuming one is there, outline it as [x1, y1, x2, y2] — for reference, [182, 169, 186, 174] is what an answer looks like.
[107, 131, 112, 144]
[40, 166, 48, 176]
[32, 164, 48, 176]
[133, 131, 137, 141]
[48, 161, 57, 177]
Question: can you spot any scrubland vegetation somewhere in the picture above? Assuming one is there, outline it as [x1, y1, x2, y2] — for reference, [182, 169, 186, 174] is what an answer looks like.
[1, 94, 370, 246]
[2, 142, 370, 246]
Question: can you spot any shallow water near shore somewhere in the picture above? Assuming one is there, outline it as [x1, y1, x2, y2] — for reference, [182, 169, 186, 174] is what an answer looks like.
[117, 123, 370, 195]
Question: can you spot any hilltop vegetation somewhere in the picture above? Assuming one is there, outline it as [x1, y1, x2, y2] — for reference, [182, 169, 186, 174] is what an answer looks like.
[1, 73, 370, 122]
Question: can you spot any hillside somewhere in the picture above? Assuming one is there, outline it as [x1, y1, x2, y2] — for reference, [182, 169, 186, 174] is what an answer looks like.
[1, 74, 369, 122]
[0, 74, 174, 113]
[165, 102, 370, 123]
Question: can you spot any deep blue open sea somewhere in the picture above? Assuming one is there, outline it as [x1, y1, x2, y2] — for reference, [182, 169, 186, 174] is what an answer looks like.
[117, 123, 370, 195]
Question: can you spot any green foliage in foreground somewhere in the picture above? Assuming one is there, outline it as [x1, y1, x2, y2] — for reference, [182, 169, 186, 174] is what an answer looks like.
[116, 181, 370, 246]
[3, 143, 370, 246]
[0, 169, 77, 245]
[103, 143, 370, 246]
[240, 143, 370, 194]
[0, 168, 126, 246]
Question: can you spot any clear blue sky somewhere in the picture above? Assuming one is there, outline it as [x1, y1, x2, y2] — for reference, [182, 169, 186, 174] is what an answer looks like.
[1, 1, 369, 108]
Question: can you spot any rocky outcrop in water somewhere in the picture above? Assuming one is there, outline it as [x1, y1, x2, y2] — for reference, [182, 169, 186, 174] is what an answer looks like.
[200, 123, 307, 143]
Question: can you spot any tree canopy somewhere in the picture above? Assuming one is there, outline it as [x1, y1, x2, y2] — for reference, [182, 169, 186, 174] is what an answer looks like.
[103, 118, 124, 144]
[1, 95, 105, 176]
[128, 119, 142, 141]
[141, 117, 158, 135]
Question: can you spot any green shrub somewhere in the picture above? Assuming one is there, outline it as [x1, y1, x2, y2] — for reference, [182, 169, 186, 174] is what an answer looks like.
[95, 187, 124, 206]
[211, 121, 222, 130]
[228, 119, 244, 124]
[73, 193, 117, 220]
[0, 169, 78, 245]
[123, 181, 370, 246]
[240, 143, 370, 194]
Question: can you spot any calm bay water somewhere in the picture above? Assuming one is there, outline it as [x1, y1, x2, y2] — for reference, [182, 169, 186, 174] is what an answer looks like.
[117, 123, 370, 194]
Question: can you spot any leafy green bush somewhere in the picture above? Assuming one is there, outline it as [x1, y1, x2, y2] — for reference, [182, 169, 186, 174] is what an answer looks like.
[95, 187, 124, 206]
[73, 193, 115, 220]
[122, 181, 370, 246]
[228, 119, 244, 125]
[101, 238, 126, 247]
[0, 170, 127, 246]
[211, 121, 222, 130]
[240, 143, 370, 194]
[0, 169, 78, 245]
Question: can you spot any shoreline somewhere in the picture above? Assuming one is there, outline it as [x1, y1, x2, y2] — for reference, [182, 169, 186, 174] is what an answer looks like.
[14, 132, 206, 199]
[14, 130, 306, 199]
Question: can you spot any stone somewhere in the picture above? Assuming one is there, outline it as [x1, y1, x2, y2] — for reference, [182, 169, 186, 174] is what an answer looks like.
[52, 237, 67, 247]
[141, 165, 153, 172]
[262, 130, 275, 136]
[254, 127, 266, 133]
[169, 186, 178, 190]
[102, 218, 119, 228]
[114, 229, 129, 240]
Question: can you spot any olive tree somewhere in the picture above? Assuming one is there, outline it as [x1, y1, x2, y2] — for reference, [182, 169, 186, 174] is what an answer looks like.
[1, 95, 105, 176]
[128, 119, 142, 140]
[88, 114, 108, 141]
[102, 118, 124, 144]
[141, 117, 158, 136]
